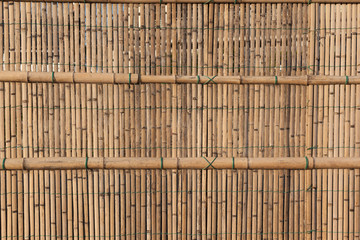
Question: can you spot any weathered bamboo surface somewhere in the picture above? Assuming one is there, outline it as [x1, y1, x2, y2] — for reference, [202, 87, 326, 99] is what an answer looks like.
[1, 3, 310, 75]
[0, 3, 358, 77]
[0, 3, 357, 77]
[0, 2, 360, 240]
[0, 82, 359, 238]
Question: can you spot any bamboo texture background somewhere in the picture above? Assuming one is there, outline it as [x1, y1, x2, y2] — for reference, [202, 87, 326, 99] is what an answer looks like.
[1, 2, 360, 240]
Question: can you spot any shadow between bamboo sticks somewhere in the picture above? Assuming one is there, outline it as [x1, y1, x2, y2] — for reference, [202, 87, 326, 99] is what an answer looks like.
[0, 71, 359, 85]
[1, 157, 360, 170]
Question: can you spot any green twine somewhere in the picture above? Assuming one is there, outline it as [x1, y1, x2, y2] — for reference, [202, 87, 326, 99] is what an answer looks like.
[85, 156, 89, 169]
[232, 157, 235, 169]
[51, 72, 54, 84]
[197, 75, 200, 84]
[159, 0, 162, 3]
[305, 156, 309, 170]
[274, 76, 278, 85]
[203, 0, 213, 4]
[202, 156, 217, 170]
[345, 76, 349, 85]
[128, 73, 131, 85]
[160, 157, 163, 169]
[234, 0, 237, 3]
[2, 158, 5, 170]
[308, 0, 311, 5]
[203, 75, 217, 85]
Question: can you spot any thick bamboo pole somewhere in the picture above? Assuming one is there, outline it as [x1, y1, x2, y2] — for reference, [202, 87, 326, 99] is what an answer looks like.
[1, 71, 360, 85]
[0, 157, 360, 170]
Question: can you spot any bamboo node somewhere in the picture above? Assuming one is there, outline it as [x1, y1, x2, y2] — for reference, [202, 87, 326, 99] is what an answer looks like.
[202, 156, 217, 170]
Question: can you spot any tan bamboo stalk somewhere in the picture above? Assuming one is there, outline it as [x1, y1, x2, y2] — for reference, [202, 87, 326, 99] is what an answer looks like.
[321, 5, 330, 240]
[67, 169, 74, 240]
[108, 85, 115, 240]
[51, 3, 59, 72]
[47, 81, 56, 240]
[338, 5, 346, 240]
[0, 150, 328, 191]
[4, 71, 360, 85]
[35, 3, 40, 71]
[349, 60, 356, 240]
[58, 3, 64, 73]
[239, 170, 245, 238]
[140, 86, 146, 240]
[343, 7, 351, 240]
[20, 2, 26, 70]
[42, 83, 51, 240]
[200, 168, 206, 240]
[289, 6, 297, 237]
[0, 73, 5, 240]
[103, 86, 110, 238]
[120, 169, 125, 240]
[74, 3, 79, 73]
[2, 1, 7, 71]
[38, 85, 45, 240]
[12, 3, 21, 232]
[355, 63, 360, 240]
[53, 82, 61, 240]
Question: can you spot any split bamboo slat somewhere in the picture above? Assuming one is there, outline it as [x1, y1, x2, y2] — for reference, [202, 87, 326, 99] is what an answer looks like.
[0, 2, 360, 240]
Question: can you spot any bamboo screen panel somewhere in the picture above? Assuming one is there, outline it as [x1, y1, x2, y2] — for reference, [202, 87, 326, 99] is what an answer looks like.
[0, 83, 360, 239]
[1, 3, 360, 76]
[0, 3, 310, 75]
[1, 2, 360, 240]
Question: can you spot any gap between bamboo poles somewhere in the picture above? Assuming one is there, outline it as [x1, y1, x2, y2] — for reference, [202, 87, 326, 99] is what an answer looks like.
[0, 71, 358, 85]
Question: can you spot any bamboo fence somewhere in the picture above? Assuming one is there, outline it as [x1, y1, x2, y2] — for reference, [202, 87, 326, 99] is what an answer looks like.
[0, 2, 360, 240]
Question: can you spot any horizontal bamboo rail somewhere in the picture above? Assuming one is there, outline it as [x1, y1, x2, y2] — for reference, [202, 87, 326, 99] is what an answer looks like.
[0, 71, 359, 85]
[4, 0, 360, 3]
[0, 157, 359, 170]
